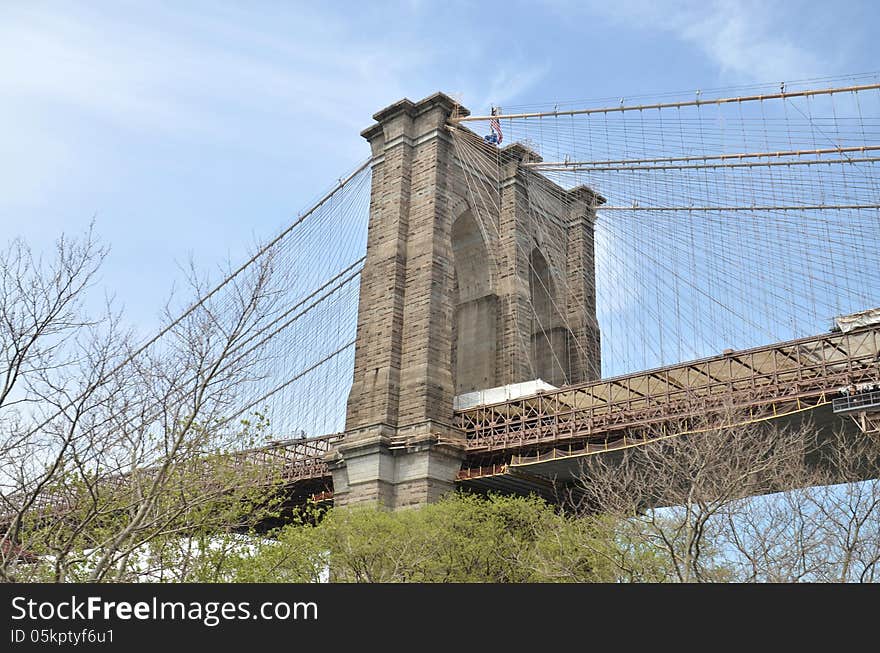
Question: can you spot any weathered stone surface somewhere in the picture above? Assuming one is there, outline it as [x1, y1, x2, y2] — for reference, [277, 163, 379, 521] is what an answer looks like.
[329, 423, 465, 509]
[333, 93, 601, 509]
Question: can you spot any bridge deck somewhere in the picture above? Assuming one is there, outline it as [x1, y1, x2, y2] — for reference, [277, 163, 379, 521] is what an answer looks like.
[261, 325, 880, 495]
[455, 325, 880, 468]
[234, 432, 342, 484]
[12, 328, 879, 519]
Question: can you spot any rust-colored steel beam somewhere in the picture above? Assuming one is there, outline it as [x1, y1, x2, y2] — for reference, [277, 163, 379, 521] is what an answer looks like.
[452, 83, 880, 123]
[456, 326, 880, 457]
[524, 145, 880, 168]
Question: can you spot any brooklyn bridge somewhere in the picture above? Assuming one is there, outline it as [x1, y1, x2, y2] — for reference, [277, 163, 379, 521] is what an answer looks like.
[14, 78, 880, 515]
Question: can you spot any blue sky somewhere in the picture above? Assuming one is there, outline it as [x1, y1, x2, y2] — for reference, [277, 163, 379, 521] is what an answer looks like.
[2, 0, 878, 332]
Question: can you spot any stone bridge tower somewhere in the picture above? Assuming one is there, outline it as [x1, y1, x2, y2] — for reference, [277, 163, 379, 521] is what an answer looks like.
[328, 93, 602, 509]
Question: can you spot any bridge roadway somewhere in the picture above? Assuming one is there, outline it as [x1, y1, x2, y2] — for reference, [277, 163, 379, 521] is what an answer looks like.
[268, 322, 880, 503]
[14, 323, 880, 518]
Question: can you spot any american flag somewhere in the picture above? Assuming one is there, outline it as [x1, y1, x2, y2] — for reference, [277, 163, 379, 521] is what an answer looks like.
[490, 108, 503, 144]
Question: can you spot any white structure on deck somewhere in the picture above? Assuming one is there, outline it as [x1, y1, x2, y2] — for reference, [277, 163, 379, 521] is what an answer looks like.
[453, 379, 558, 411]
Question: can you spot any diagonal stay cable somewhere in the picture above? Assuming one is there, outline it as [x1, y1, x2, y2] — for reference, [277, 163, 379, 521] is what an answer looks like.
[20, 157, 372, 440]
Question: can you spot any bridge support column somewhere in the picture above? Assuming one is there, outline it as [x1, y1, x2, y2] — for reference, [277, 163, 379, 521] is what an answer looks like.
[328, 423, 464, 509]
[332, 91, 603, 509]
[333, 92, 467, 510]
[565, 185, 603, 383]
[852, 411, 880, 437]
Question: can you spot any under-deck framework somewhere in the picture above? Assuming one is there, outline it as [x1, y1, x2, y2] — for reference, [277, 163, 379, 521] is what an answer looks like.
[455, 324, 880, 479]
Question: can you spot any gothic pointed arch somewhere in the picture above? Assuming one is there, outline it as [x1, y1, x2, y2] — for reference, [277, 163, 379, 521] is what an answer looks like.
[451, 208, 498, 394]
[529, 247, 570, 386]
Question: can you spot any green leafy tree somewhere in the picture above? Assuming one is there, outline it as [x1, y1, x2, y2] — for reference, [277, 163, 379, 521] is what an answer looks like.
[226, 493, 665, 583]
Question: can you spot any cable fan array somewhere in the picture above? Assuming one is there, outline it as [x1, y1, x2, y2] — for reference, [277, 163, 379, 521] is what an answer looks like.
[20, 159, 373, 454]
[31, 75, 879, 459]
[195, 162, 372, 441]
[451, 75, 880, 380]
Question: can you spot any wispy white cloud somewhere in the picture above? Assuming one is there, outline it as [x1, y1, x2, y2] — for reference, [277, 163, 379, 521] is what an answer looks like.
[655, 1, 824, 82]
[0, 3, 447, 209]
[562, 0, 832, 83]
[0, 2, 551, 210]
[480, 63, 551, 113]
[0, 4, 438, 145]
[0, 109, 75, 210]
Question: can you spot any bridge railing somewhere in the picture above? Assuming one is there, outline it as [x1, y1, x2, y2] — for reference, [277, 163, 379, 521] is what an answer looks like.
[457, 326, 880, 454]
[833, 389, 880, 414]
[2, 433, 344, 524]
[233, 432, 343, 483]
